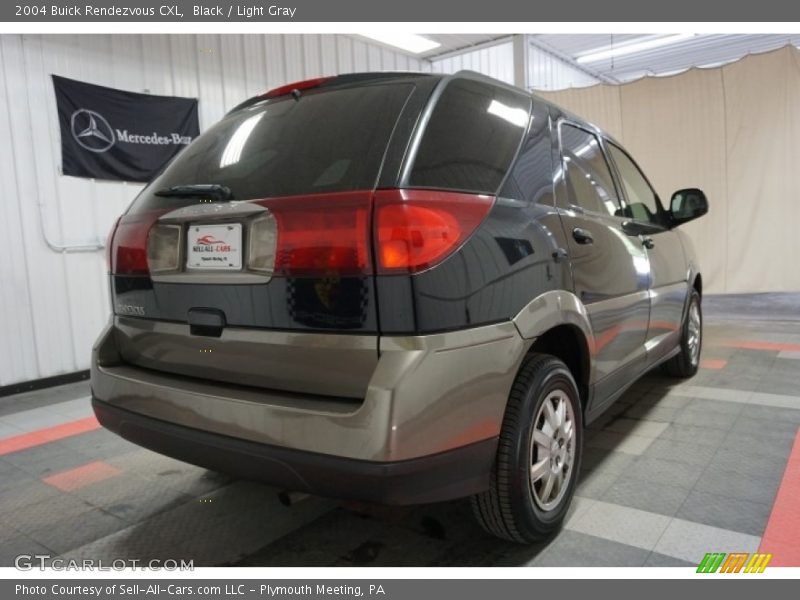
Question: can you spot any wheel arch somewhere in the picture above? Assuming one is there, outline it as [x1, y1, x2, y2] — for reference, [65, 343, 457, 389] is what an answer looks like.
[512, 290, 595, 410]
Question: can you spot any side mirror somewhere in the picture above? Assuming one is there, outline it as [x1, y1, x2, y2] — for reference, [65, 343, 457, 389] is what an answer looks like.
[669, 188, 708, 226]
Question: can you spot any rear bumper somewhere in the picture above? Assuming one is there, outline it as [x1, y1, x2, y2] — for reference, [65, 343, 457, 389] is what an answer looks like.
[93, 317, 529, 461]
[92, 397, 496, 505]
[91, 317, 532, 502]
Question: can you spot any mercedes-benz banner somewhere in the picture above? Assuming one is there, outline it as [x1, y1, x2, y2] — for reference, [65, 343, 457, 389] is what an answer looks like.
[52, 74, 200, 182]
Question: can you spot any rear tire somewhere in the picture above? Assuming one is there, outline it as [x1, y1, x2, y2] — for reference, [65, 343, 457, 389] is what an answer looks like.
[663, 289, 702, 378]
[471, 353, 583, 543]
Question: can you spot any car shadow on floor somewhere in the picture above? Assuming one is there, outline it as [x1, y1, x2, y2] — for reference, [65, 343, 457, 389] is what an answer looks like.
[233, 497, 554, 567]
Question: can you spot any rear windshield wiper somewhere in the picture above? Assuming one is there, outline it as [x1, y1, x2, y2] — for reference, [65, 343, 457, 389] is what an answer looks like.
[154, 184, 233, 200]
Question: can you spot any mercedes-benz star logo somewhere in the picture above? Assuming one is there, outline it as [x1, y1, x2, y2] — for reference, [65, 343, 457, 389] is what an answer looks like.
[70, 109, 115, 153]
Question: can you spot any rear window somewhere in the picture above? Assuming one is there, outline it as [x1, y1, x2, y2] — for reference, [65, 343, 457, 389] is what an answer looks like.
[409, 79, 530, 194]
[130, 83, 413, 212]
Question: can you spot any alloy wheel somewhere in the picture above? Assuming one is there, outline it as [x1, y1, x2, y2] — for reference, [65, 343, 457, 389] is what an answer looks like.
[530, 389, 576, 511]
[687, 300, 701, 366]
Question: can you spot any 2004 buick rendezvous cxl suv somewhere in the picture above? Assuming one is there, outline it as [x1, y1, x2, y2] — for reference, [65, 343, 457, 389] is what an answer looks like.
[92, 71, 708, 542]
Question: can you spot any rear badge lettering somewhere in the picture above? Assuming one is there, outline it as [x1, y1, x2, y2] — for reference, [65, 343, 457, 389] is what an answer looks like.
[116, 304, 145, 316]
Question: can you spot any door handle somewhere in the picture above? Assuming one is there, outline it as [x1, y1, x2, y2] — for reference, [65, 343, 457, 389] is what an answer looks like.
[642, 237, 655, 249]
[572, 227, 594, 245]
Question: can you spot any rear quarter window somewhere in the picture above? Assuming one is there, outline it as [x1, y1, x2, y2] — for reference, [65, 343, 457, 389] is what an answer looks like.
[409, 78, 530, 194]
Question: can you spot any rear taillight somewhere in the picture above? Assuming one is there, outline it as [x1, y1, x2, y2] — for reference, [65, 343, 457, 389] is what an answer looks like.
[109, 189, 492, 278]
[374, 190, 494, 274]
[110, 210, 168, 276]
[255, 192, 372, 277]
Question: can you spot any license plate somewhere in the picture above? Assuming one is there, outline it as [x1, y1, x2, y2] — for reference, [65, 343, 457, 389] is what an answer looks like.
[186, 223, 242, 270]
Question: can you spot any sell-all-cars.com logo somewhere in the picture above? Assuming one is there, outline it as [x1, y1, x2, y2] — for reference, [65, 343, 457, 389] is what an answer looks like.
[70, 108, 115, 153]
[697, 552, 772, 573]
[196, 235, 227, 246]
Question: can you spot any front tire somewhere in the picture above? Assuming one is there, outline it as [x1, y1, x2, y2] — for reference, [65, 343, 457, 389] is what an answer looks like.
[663, 289, 702, 378]
[472, 353, 583, 543]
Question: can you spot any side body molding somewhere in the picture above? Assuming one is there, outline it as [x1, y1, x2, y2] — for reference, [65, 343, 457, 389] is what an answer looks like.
[511, 290, 597, 386]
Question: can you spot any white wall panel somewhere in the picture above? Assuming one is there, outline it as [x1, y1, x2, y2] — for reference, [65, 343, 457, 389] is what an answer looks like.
[431, 41, 515, 85]
[528, 45, 600, 91]
[302, 36, 322, 78]
[0, 33, 431, 387]
[0, 38, 40, 384]
[430, 35, 599, 91]
[320, 36, 337, 76]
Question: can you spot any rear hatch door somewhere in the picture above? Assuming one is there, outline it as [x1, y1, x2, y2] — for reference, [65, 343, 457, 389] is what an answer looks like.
[108, 78, 421, 397]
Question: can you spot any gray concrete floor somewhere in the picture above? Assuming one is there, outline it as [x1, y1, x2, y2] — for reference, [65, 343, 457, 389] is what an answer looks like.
[0, 294, 798, 567]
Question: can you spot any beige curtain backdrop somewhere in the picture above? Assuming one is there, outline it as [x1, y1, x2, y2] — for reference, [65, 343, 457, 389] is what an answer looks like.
[540, 45, 800, 294]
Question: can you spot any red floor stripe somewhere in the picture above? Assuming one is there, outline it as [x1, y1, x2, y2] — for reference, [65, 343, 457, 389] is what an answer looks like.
[0, 416, 100, 456]
[42, 460, 122, 492]
[759, 429, 800, 566]
[722, 340, 800, 352]
[700, 358, 728, 370]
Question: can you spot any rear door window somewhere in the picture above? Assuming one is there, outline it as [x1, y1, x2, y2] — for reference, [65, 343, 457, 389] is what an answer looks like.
[559, 123, 621, 216]
[130, 83, 414, 213]
[409, 78, 530, 194]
